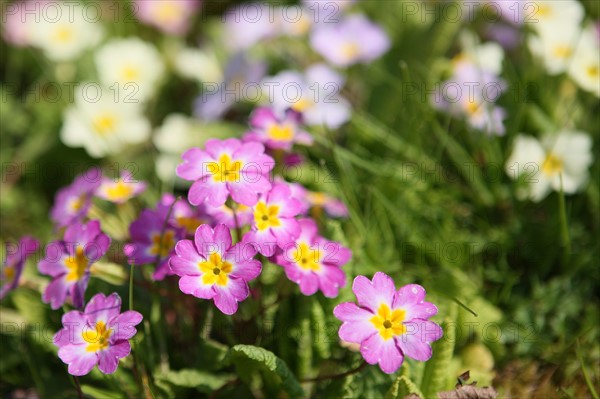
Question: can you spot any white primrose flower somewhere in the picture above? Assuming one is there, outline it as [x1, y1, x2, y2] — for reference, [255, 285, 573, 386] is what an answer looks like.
[455, 32, 505, 76]
[94, 38, 166, 102]
[60, 83, 151, 158]
[174, 47, 223, 84]
[505, 132, 593, 202]
[153, 114, 212, 184]
[567, 25, 600, 97]
[525, 0, 584, 36]
[528, 25, 581, 75]
[29, 1, 103, 61]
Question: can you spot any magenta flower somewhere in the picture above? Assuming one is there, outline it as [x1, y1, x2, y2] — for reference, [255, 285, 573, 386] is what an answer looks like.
[305, 191, 349, 218]
[243, 107, 313, 151]
[310, 14, 390, 67]
[96, 170, 146, 204]
[50, 168, 102, 228]
[39, 220, 111, 309]
[1, 236, 40, 299]
[177, 138, 274, 207]
[54, 293, 143, 376]
[243, 183, 302, 257]
[170, 224, 261, 315]
[158, 193, 211, 236]
[334, 272, 443, 374]
[125, 201, 185, 280]
[205, 202, 253, 230]
[275, 219, 350, 297]
[134, 0, 201, 35]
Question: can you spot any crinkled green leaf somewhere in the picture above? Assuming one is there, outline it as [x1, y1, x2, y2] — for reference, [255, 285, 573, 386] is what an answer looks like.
[156, 369, 235, 393]
[385, 375, 423, 399]
[421, 316, 456, 397]
[227, 344, 304, 399]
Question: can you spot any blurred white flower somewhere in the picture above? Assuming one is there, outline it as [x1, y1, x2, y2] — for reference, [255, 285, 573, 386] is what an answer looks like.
[528, 26, 581, 75]
[526, 0, 583, 36]
[568, 25, 600, 97]
[455, 32, 505, 75]
[174, 47, 223, 83]
[153, 114, 206, 183]
[94, 38, 165, 102]
[29, 1, 103, 61]
[60, 83, 151, 158]
[505, 132, 593, 201]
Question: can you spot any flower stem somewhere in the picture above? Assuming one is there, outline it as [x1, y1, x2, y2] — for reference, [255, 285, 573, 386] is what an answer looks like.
[558, 174, 571, 264]
[300, 360, 368, 383]
[72, 375, 84, 399]
[229, 200, 243, 243]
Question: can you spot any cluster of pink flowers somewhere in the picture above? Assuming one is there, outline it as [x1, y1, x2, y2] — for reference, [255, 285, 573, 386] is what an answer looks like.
[171, 106, 353, 309]
[4, 168, 149, 376]
[2, 102, 441, 377]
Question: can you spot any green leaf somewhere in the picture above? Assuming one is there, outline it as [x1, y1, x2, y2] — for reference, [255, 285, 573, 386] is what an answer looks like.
[81, 384, 124, 399]
[420, 316, 457, 397]
[90, 261, 127, 285]
[157, 369, 235, 393]
[311, 300, 331, 359]
[385, 375, 423, 399]
[227, 344, 304, 399]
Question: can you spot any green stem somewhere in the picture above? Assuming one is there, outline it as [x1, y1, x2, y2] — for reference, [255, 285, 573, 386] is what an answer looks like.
[577, 340, 599, 399]
[72, 375, 84, 399]
[229, 200, 243, 243]
[300, 360, 367, 383]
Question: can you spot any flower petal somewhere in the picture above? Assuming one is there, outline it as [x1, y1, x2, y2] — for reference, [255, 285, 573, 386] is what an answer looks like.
[396, 320, 443, 361]
[352, 272, 395, 313]
[178, 275, 214, 299]
[360, 333, 404, 374]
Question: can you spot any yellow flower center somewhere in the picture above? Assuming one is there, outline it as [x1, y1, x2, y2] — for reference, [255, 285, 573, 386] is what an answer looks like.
[121, 65, 140, 81]
[65, 246, 89, 282]
[254, 202, 281, 231]
[465, 99, 482, 116]
[154, 2, 182, 24]
[53, 25, 73, 43]
[370, 304, 407, 340]
[267, 123, 294, 142]
[292, 242, 321, 271]
[105, 181, 134, 202]
[536, 3, 551, 17]
[291, 98, 313, 113]
[199, 252, 233, 286]
[207, 154, 243, 183]
[292, 17, 311, 35]
[92, 114, 117, 136]
[307, 192, 327, 206]
[82, 321, 112, 352]
[176, 216, 203, 234]
[341, 42, 361, 60]
[69, 194, 86, 212]
[587, 65, 599, 78]
[4, 265, 15, 281]
[542, 153, 563, 176]
[552, 45, 572, 59]
[150, 230, 176, 258]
